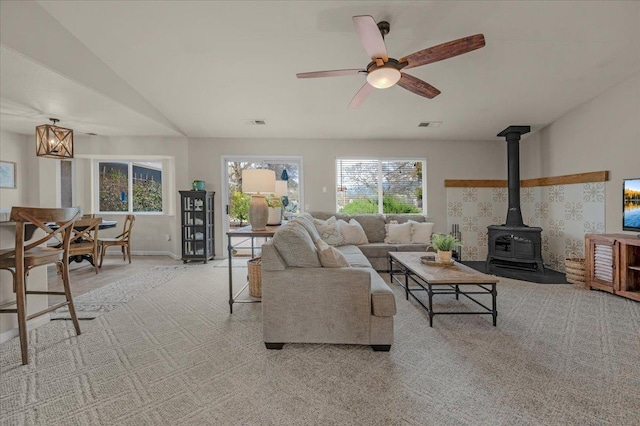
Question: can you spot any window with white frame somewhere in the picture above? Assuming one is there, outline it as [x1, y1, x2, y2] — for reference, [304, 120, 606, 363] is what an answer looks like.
[336, 158, 425, 214]
[97, 161, 163, 213]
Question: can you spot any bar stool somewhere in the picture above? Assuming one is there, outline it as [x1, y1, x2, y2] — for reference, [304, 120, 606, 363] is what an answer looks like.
[0, 207, 81, 365]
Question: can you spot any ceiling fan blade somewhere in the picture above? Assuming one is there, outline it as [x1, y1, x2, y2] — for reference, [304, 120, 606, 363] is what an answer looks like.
[397, 73, 441, 99]
[348, 82, 375, 109]
[296, 69, 365, 79]
[401, 34, 485, 70]
[352, 15, 388, 61]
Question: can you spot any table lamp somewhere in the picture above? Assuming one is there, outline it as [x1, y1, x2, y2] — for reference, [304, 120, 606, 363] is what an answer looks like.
[242, 169, 276, 230]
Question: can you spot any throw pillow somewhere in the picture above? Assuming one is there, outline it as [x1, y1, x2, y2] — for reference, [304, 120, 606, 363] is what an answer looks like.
[292, 214, 322, 243]
[384, 222, 412, 244]
[338, 219, 369, 245]
[409, 220, 435, 244]
[313, 216, 345, 246]
[272, 222, 321, 268]
[316, 240, 350, 268]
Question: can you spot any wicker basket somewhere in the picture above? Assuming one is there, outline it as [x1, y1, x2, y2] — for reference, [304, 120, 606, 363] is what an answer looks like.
[248, 257, 262, 298]
[565, 255, 586, 287]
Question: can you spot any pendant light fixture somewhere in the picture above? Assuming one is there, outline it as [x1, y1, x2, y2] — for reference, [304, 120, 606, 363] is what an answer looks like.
[36, 118, 74, 159]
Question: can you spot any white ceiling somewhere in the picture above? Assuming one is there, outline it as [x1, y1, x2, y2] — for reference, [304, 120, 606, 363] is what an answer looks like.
[1, 1, 639, 141]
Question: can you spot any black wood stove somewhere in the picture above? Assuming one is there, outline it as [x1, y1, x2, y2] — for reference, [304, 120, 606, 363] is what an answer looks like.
[486, 126, 544, 275]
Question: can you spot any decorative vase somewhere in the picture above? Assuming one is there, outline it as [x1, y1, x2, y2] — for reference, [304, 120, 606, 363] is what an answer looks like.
[437, 250, 453, 264]
[192, 180, 205, 190]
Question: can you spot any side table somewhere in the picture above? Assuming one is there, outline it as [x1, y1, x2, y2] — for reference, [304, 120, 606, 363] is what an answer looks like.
[226, 224, 281, 313]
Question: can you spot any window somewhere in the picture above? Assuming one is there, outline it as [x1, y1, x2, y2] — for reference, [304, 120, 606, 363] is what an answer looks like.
[97, 161, 163, 213]
[226, 159, 301, 226]
[336, 158, 425, 214]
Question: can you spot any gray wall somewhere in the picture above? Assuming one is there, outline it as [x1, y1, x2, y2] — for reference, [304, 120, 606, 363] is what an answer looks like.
[188, 137, 508, 257]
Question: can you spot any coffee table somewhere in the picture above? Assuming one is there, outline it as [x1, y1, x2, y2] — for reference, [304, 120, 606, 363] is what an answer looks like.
[389, 252, 499, 327]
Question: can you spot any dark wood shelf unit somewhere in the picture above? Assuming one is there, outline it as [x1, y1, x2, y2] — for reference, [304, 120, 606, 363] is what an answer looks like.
[585, 234, 640, 302]
[180, 190, 215, 263]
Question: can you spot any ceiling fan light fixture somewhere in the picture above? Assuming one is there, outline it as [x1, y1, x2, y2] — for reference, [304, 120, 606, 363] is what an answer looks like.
[366, 66, 401, 89]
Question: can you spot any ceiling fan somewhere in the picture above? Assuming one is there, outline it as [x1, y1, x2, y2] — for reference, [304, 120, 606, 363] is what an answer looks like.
[296, 15, 485, 108]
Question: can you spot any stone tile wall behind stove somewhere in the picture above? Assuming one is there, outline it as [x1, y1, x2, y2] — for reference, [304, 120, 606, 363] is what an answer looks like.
[446, 182, 605, 271]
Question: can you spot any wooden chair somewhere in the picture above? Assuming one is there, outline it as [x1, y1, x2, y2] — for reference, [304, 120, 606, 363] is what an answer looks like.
[66, 217, 102, 274]
[98, 214, 135, 267]
[0, 207, 81, 365]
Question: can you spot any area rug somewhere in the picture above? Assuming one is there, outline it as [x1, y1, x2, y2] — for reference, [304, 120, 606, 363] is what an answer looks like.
[210, 258, 250, 268]
[2, 266, 639, 425]
[462, 261, 569, 284]
[51, 265, 187, 320]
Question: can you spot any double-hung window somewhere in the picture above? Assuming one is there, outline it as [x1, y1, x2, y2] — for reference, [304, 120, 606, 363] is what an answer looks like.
[97, 161, 163, 213]
[336, 158, 425, 214]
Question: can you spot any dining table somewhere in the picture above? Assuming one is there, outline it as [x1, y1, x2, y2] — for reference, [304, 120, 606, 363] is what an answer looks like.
[69, 219, 118, 265]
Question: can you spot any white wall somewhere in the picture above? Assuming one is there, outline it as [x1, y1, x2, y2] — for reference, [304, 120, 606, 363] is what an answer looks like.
[0, 130, 29, 208]
[188, 137, 508, 257]
[521, 72, 640, 234]
[73, 135, 189, 257]
[0, 130, 48, 342]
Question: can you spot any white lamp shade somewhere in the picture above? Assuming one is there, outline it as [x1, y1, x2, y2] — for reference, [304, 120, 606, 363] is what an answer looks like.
[242, 169, 276, 194]
[274, 180, 288, 197]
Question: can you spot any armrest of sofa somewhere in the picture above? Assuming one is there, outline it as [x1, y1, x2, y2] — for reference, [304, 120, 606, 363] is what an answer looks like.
[262, 267, 373, 345]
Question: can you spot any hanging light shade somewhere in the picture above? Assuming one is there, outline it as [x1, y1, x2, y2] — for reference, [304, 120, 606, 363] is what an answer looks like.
[36, 118, 74, 159]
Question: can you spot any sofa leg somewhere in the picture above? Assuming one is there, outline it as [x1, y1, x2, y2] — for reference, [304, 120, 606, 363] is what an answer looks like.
[265, 342, 284, 350]
[371, 345, 391, 352]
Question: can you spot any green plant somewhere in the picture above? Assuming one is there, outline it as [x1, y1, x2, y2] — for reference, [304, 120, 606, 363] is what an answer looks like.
[430, 234, 462, 251]
[229, 192, 250, 226]
[339, 195, 421, 214]
[266, 195, 283, 208]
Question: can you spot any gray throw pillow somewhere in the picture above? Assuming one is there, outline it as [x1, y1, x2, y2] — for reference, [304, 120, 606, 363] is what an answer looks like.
[272, 222, 321, 268]
[293, 214, 322, 243]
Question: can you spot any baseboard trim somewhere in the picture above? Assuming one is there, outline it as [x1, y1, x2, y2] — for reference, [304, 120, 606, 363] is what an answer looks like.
[0, 314, 50, 344]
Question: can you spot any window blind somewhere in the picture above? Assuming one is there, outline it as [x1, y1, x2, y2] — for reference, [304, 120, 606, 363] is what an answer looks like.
[336, 159, 424, 214]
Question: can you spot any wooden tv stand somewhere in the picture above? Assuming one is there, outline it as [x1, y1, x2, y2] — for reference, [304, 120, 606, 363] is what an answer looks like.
[585, 234, 640, 302]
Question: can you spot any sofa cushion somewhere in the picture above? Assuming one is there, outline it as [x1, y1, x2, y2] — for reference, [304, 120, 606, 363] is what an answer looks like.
[384, 222, 412, 243]
[316, 240, 350, 268]
[272, 222, 321, 268]
[357, 268, 396, 317]
[358, 243, 397, 259]
[409, 220, 435, 244]
[292, 214, 322, 243]
[386, 214, 427, 224]
[351, 214, 386, 243]
[310, 212, 350, 222]
[313, 216, 345, 246]
[335, 245, 372, 268]
[338, 219, 369, 245]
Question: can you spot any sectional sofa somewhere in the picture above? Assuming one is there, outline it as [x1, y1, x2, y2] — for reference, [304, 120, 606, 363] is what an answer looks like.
[309, 212, 433, 271]
[261, 212, 434, 351]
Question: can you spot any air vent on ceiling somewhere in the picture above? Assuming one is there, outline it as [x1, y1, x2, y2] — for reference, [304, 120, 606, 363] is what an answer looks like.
[418, 121, 442, 128]
[86, 132, 98, 136]
[244, 119, 266, 125]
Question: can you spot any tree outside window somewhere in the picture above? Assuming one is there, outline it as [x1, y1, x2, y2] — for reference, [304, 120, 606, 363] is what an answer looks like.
[98, 161, 162, 213]
[227, 161, 300, 226]
[336, 159, 425, 214]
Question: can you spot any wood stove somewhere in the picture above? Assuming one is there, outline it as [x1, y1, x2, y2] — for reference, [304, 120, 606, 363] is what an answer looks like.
[486, 126, 544, 275]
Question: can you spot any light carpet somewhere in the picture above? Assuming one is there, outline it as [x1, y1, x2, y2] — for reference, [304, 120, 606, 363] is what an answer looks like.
[1, 264, 639, 425]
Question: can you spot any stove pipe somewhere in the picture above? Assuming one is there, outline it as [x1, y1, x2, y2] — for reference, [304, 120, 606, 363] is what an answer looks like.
[497, 125, 531, 227]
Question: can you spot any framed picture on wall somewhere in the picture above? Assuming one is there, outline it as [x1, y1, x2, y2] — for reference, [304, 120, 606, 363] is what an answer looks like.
[0, 161, 17, 188]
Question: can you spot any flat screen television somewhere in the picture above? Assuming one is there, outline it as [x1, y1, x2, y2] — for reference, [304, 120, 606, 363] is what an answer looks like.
[623, 178, 640, 232]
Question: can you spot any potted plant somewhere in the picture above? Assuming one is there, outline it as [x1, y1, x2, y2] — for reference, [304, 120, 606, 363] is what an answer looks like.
[266, 195, 283, 225]
[430, 234, 462, 264]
